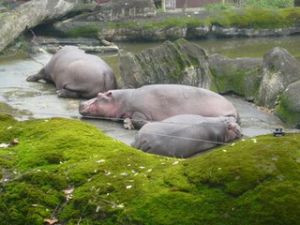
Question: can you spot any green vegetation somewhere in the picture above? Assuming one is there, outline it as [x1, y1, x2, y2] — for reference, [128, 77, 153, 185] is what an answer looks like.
[53, 6, 300, 40]
[1, 114, 300, 224]
[108, 17, 206, 31]
[242, 0, 294, 8]
[97, 7, 300, 37]
[209, 7, 300, 28]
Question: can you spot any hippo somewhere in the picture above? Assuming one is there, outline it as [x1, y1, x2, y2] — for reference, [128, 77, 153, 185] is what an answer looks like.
[132, 114, 242, 158]
[79, 84, 239, 129]
[27, 46, 117, 98]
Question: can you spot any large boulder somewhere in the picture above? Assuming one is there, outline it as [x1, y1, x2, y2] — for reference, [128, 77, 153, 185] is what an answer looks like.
[276, 80, 300, 128]
[256, 47, 300, 108]
[208, 54, 263, 101]
[119, 38, 213, 88]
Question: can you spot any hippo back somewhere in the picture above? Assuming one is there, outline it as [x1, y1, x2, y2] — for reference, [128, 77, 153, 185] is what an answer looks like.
[130, 85, 239, 121]
[132, 114, 241, 158]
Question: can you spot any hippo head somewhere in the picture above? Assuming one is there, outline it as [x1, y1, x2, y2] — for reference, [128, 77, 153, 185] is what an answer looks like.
[224, 118, 242, 142]
[79, 91, 120, 118]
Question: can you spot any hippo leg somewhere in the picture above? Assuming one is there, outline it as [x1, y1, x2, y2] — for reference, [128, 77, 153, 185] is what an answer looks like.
[123, 112, 148, 130]
[133, 139, 151, 152]
[26, 73, 44, 82]
[139, 141, 152, 152]
[56, 88, 80, 98]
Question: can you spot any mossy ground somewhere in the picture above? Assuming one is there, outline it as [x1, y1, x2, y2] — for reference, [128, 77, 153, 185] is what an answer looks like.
[1, 114, 300, 225]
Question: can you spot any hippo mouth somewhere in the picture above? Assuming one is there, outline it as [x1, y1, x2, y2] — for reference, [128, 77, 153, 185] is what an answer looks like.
[79, 101, 96, 117]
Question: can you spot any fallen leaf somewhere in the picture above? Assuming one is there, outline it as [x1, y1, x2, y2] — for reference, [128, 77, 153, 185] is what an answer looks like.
[63, 187, 74, 195]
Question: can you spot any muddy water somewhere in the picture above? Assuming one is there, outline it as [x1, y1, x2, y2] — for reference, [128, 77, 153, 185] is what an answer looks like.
[1, 36, 299, 145]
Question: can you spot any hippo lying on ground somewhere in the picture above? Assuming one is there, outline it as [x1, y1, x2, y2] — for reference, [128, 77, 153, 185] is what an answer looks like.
[27, 46, 117, 98]
[132, 114, 242, 158]
[79, 84, 239, 129]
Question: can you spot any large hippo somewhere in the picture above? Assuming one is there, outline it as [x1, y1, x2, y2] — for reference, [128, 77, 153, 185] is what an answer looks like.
[27, 46, 117, 98]
[79, 84, 239, 128]
[132, 114, 242, 158]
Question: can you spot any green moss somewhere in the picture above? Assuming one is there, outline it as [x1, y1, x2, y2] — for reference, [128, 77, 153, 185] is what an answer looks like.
[1, 115, 300, 224]
[66, 24, 100, 38]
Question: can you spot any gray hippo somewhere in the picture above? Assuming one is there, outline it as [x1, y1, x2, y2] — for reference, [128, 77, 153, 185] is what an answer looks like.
[79, 84, 239, 128]
[132, 114, 242, 158]
[27, 46, 117, 98]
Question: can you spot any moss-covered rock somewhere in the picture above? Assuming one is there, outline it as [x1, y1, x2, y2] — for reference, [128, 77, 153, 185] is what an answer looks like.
[275, 80, 300, 128]
[208, 54, 263, 100]
[1, 114, 300, 224]
[119, 38, 213, 88]
[256, 47, 300, 108]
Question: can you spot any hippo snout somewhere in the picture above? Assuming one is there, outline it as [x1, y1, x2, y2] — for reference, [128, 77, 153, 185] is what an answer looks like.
[79, 101, 89, 116]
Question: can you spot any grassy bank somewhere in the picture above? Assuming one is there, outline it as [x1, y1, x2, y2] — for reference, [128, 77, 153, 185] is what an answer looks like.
[1, 114, 300, 224]
[64, 7, 300, 38]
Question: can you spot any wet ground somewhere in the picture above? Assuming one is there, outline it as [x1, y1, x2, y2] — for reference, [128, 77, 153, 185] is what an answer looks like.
[0, 50, 295, 145]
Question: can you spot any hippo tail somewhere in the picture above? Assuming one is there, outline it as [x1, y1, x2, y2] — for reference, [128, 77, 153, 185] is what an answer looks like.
[225, 112, 241, 125]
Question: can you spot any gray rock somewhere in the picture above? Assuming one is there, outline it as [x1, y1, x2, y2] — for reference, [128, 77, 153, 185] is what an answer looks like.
[256, 47, 300, 108]
[208, 54, 263, 101]
[119, 39, 212, 88]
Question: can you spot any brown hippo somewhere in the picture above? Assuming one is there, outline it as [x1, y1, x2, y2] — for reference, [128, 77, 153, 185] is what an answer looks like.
[131, 114, 242, 158]
[79, 84, 239, 128]
[27, 46, 117, 98]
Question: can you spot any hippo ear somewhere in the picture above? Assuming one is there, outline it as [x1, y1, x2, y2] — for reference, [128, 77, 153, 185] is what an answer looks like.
[105, 91, 112, 98]
[97, 92, 109, 101]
